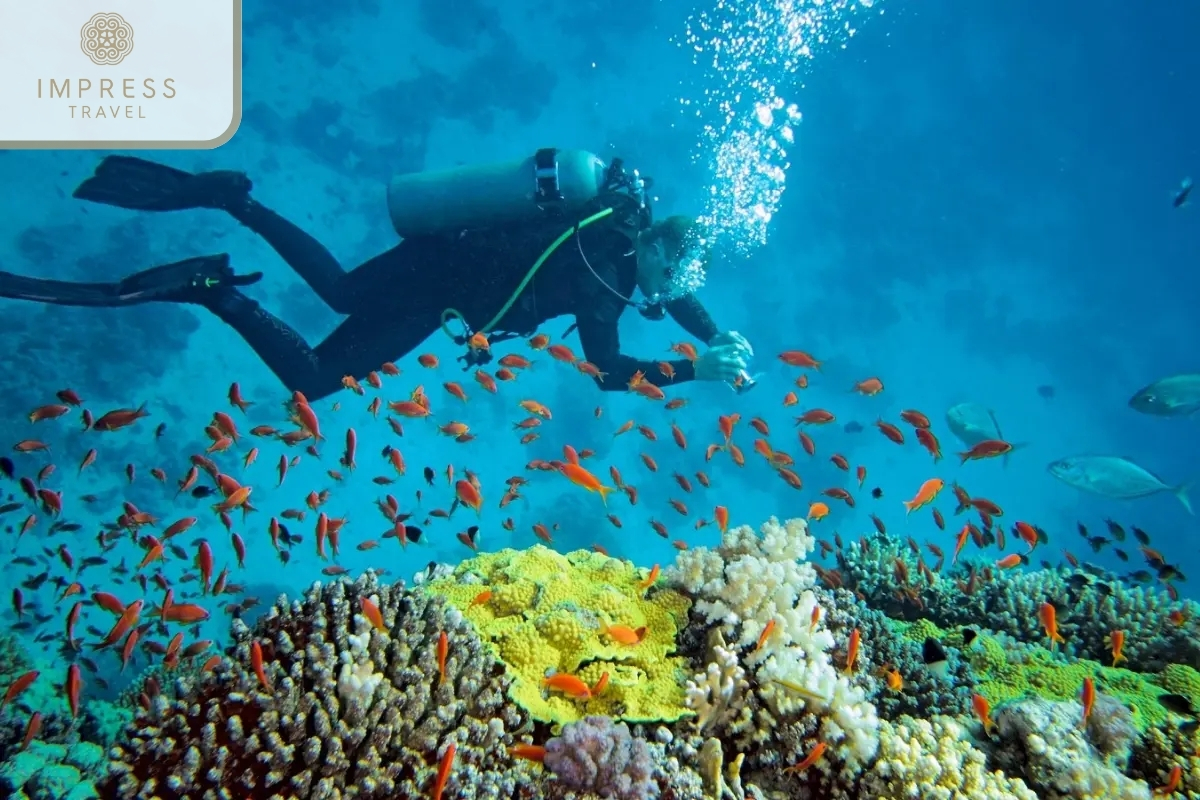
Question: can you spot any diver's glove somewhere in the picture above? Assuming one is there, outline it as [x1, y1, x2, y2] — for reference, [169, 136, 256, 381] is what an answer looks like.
[708, 331, 754, 360]
[694, 341, 750, 383]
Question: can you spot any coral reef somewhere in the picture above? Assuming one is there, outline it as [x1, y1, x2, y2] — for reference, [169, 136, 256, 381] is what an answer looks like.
[669, 517, 879, 780]
[990, 696, 1149, 799]
[102, 570, 533, 799]
[857, 715, 1038, 800]
[0, 739, 107, 800]
[423, 545, 693, 725]
[836, 535, 1200, 670]
[543, 715, 656, 800]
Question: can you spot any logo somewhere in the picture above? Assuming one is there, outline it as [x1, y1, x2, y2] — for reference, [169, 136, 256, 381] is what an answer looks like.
[80, 13, 134, 66]
[1, 0, 242, 148]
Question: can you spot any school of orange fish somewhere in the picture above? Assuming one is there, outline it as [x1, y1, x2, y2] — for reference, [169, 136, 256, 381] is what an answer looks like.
[0, 331, 1191, 794]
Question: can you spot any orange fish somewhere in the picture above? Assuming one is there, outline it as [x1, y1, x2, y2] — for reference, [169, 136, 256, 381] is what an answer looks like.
[437, 631, 449, 686]
[361, 598, 386, 633]
[1038, 602, 1065, 650]
[778, 350, 821, 369]
[971, 693, 997, 736]
[995, 553, 1024, 569]
[783, 741, 827, 775]
[455, 480, 483, 515]
[251, 640, 272, 691]
[1, 670, 39, 714]
[508, 744, 547, 763]
[714, 505, 729, 533]
[559, 462, 614, 505]
[959, 439, 1014, 463]
[853, 377, 884, 395]
[65, 663, 81, 718]
[1154, 765, 1182, 796]
[1079, 676, 1094, 729]
[903, 478, 944, 514]
[543, 673, 591, 700]
[431, 742, 456, 800]
[1107, 630, 1126, 667]
[844, 628, 860, 673]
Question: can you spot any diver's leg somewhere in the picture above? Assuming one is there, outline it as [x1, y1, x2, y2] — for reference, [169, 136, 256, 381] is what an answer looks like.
[203, 290, 335, 399]
[74, 155, 356, 314]
[223, 197, 354, 314]
[203, 292, 438, 401]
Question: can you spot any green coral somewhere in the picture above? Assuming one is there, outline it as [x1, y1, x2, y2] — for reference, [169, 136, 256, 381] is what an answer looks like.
[423, 545, 692, 726]
[902, 619, 1196, 731]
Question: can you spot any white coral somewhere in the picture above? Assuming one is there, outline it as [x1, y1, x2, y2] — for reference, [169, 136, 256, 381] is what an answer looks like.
[685, 644, 749, 733]
[860, 716, 1039, 800]
[669, 517, 880, 771]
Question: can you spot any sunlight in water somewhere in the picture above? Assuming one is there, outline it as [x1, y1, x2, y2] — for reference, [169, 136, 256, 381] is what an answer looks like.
[679, 0, 883, 257]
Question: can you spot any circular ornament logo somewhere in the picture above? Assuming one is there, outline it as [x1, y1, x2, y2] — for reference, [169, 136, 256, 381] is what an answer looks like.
[80, 13, 134, 66]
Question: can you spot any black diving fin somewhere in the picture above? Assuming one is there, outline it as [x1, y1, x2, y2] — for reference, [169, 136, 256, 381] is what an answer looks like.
[72, 155, 252, 212]
[0, 255, 261, 307]
[116, 254, 262, 303]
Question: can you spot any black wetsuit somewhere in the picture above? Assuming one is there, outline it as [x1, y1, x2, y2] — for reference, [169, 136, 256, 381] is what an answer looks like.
[6, 194, 720, 401]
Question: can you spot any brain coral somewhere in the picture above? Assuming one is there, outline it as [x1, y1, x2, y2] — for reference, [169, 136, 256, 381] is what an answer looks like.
[423, 545, 692, 726]
[102, 571, 530, 799]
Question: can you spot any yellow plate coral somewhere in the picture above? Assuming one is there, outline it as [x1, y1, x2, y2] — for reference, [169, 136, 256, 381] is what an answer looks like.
[423, 546, 693, 726]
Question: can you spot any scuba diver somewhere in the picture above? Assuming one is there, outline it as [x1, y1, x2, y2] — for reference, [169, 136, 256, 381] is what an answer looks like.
[0, 149, 755, 400]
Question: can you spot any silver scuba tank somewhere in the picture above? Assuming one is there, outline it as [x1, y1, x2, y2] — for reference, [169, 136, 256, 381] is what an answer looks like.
[387, 148, 612, 238]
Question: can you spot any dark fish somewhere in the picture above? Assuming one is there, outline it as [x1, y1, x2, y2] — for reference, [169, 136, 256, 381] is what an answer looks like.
[1126, 570, 1152, 584]
[80, 657, 99, 672]
[22, 571, 49, 590]
[279, 550, 291, 565]
[11, 556, 35, 566]
[0, 502, 22, 514]
[961, 628, 978, 647]
[51, 521, 82, 533]
[0, 457, 13, 479]
[922, 637, 949, 678]
[1039, 560, 1053, 569]
[871, 488, 883, 499]
[405, 525, 424, 544]
[168, 544, 188, 560]
[1158, 693, 1197, 716]
[80, 556, 106, 567]
[1174, 177, 1193, 208]
[1114, 549, 1129, 562]
[1132, 527, 1151, 546]
[1067, 574, 1091, 590]
[423, 467, 435, 485]
[1077, 523, 1089, 539]
[1087, 536, 1110, 553]
[1180, 719, 1200, 734]
[844, 421, 863, 434]
[1158, 564, 1184, 582]
[1036, 385, 1055, 399]
[1104, 520, 1126, 541]
[1094, 582, 1113, 598]
[190, 486, 215, 499]
[155, 423, 167, 438]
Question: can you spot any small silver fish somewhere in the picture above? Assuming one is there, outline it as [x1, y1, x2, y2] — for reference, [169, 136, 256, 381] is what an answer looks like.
[1047, 455, 1192, 514]
[945, 403, 1003, 447]
[1128, 373, 1200, 417]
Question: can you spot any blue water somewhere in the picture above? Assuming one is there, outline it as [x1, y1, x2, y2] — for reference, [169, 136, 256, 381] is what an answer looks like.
[1, 0, 1197, 698]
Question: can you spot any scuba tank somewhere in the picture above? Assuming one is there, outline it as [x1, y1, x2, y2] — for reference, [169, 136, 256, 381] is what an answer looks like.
[388, 148, 647, 238]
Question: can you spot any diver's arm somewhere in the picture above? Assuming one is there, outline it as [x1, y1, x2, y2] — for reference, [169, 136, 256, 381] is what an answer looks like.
[665, 294, 720, 344]
[575, 296, 695, 390]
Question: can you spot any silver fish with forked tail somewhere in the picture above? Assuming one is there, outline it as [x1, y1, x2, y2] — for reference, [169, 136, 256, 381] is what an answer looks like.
[1128, 374, 1200, 417]
[1047, 455, 1192, 514]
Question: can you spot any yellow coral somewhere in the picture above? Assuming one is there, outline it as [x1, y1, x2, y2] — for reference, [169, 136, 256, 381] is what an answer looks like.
[423, 545, 691, 725]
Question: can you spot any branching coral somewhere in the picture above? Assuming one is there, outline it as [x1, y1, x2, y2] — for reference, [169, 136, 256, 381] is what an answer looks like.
[857, 715, 1037, 800]
[102, 571, 531, 799]
[668, 517, 879, 778]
